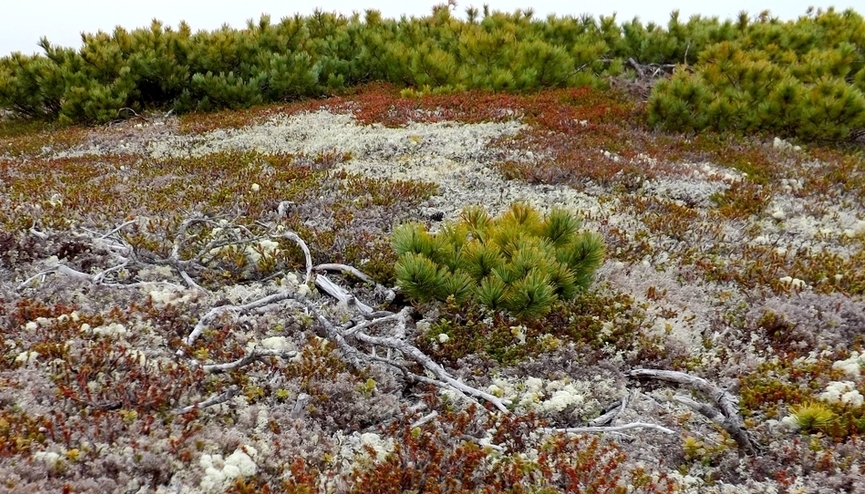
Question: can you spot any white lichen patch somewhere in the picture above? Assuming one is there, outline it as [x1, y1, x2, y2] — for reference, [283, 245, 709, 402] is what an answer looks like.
[540, 384, 585, 414]
[773, 136, 801, 152]
[217, 282, 280, 306]
[146, 110, 524, 160]
[14, 350, 39, 367]
[684, 161, 746, 183]
[820, 381, 864, 407]
[510, 325, 527, 345]
[597, 262, 736, 364]
[33, 451, 63, 468]
[833, 352, 864, 378]
[334, 431, 395, 469]
[199, 447, 258, 493]
[137, 264, 178, 282]
[779, 276, 807, 291]
[755, 193, 865, 258]
[130, 108, 605, 225]
[486, 374, 615, 419]
[246, 238, 281, 264]
[341, 148, 604, 225]
[121, 349, 148, 367]
[260, 336, 294, 351]
[148, 287, 196, 307]
[85, 322, 129, 337]
[640, 176, 728, 207]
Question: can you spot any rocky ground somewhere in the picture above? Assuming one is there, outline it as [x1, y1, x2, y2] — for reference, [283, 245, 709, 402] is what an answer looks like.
[1, 86, 864, 493]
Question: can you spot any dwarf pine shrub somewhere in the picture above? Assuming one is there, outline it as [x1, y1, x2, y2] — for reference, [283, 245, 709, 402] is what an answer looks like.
[393, 203, 604, 319]
[3, 6, 865, 141]
[648, 8, 865, 142]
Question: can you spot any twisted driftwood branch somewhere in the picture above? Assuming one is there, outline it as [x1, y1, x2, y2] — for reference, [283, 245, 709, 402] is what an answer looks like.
[626, 368, 755, 454]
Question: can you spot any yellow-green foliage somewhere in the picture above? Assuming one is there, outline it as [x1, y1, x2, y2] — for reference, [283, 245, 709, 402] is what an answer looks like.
[648, 9, 865, 141]
[393, 203, 604, 319]
[2, 6, 864, 141]
[790, 402, 837, 434]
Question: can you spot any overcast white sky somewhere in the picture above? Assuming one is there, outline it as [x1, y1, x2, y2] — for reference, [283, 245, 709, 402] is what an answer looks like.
[1, 1, 861, 56]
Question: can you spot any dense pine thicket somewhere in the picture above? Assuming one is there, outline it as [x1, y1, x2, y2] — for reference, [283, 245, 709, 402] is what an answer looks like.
[1, 6, 864, 140]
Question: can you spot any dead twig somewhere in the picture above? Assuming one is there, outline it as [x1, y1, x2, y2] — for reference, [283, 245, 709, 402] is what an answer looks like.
[352, 329, 511, 413]
[174, 385, 239, 415]
[548, 422, 676, 436]
[179, 290, 297, 350]
[200, 348, 298, 373]
[626, 368, 755, 454]
[315, 262, 397, 302]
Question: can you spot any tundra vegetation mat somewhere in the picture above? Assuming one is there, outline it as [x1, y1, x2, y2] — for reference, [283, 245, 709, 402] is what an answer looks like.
[1, 84, 865, 493]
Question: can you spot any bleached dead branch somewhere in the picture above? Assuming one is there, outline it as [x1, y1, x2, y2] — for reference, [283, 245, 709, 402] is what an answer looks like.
[87, 219, 137, 240]
[280, 231, 314, 284]
[314, 274, 377, 315]
[178, 269, 209, 294]
[292, 393, 311, 418]
[180, 290, 297, 350]
[170, 216, 213, 262]
[174, 385, 239, 415]
[176, 265, 510, 412]
[28, 225, 48, 239]
[342, 309, 407, 337]
[17, 219, 207, 292]
[315, 262, 397, 302]
[625, 57, 678, 79]
[91, 259, 130, 284]
[543, 390, 673, 436]
[410, 411, 439, 429]
[668, 394, 729, 426]
[298, 298, 508, 412]
[548, 422, 676, 436]
[16, 260, 189, 291]
[352, 330, 512, 413]
[587, 393, 630, 427]
[200, 348, 298, 373]
[626, 368, 755, 454]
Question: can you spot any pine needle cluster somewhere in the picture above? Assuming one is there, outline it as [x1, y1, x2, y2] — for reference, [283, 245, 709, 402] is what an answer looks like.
[789, 402, 837, 434]
[648, 8, 865, 142]
[393, 203, 604, 319]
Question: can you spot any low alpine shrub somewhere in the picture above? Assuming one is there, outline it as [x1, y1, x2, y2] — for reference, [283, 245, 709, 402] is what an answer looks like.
[392, 203, 604, 319]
